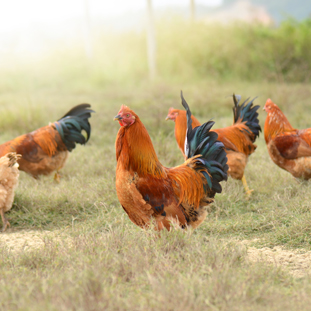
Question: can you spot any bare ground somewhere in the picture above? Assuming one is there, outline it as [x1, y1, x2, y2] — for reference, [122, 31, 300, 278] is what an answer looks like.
[0, 229, 68, 252]
[240, 239, 311, 278]
[246, 244, 311, 278]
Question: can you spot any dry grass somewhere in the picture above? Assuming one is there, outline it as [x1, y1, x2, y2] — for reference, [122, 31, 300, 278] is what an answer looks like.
[1, 227, 311, 311]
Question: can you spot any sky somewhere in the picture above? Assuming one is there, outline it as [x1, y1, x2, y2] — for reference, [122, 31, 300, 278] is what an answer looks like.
[0, 0, 222, 55]
[0, 0, 222, 30]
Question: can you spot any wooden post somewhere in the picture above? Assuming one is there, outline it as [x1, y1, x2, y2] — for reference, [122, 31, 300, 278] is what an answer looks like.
[83, 0, 93, 60]
[190, 0, 195, 22]
[146, 0, 156, 80]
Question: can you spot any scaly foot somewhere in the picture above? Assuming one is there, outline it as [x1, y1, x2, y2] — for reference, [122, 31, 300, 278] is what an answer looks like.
[54, 172, 61, 183]
[241, 175, 253, 199]
[245, 189, 254, 200]
[2, 219, 10, 232]
[1, 209, 10, 232]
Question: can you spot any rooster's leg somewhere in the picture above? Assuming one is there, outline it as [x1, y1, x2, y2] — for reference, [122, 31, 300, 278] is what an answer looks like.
[54, 170, 61, 183]
[241, 175, 253, 198]
[0, 209, 10, 232]
[156, 220, 165, 231]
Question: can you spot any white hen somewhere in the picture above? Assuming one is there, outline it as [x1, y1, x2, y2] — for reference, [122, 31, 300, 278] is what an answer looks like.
[0, 153, 21, 232]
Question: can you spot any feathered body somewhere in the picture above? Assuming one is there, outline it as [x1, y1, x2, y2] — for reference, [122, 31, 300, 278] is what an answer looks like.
[0, 153, 20, 231]
[166, 95, 261, 191]
[115, 93, 228, 231]
[264, 98, 311, 179]
[0, 104, 94, 179]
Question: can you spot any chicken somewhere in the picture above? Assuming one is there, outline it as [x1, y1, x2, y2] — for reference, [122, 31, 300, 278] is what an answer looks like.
[264, 98, 311, 179]
[0, 104, 94, 181]
[114, 92, 228, 231]
[166, 95, 261, 196]
[0, 153, 21, 232]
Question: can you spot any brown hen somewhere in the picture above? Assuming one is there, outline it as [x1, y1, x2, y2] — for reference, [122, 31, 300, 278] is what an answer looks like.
[0, 104, 94, 181]
[264, 98, 311, 179]
[166, 95, 261, 197]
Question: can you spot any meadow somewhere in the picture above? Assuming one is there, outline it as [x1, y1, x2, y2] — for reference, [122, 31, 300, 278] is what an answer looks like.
[1, 19, 311, 310]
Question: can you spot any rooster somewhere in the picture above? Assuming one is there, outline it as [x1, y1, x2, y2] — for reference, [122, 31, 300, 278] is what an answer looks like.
[0, 153, 20, 232]
[114, 92, 228, 231]
[166, 95, 261, 196]
[264, 98, 311, 179]
[0, 104, 94, 181]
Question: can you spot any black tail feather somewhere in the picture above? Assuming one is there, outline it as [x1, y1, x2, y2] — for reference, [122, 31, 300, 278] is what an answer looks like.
[54, 103, 95, 152]
[181, 91, 228, 194]
[232, 94, 261, 142]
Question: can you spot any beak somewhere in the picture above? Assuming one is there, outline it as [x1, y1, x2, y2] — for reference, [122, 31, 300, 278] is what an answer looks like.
[263, 107, 266, 111]
[114, 114, 122, 121]
[165, 116, 170, 121]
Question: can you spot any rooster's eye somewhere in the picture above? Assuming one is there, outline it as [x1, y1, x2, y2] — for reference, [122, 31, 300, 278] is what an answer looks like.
[126, 114, 130, 117]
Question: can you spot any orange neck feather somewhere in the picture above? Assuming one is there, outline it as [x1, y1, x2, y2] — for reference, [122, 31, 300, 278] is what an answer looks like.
[174, 110, 201, 153]
[264, 107, 294, 143]
[116, 117, 166, 178]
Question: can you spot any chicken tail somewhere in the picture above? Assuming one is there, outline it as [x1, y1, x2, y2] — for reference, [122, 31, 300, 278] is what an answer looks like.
[53, 104, 95, 152]
[232, 94, 261, 142]
[181, 91, 228, 194]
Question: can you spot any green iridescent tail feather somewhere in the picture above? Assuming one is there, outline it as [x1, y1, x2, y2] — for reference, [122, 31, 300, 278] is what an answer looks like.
[54, 104, 95, 152]
[232, 94, 261, 142]
[181, 91, 228, 194]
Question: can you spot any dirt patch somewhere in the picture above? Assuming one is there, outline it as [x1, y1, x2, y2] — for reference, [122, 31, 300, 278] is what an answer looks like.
[0, 229, 69, 253]
[243, 240, 311, 278]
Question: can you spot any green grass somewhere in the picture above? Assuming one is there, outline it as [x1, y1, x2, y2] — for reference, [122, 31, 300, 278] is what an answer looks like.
[6, 79, 311, 247]
[1, 20, 311, 309]
[1, 79, 311, 310]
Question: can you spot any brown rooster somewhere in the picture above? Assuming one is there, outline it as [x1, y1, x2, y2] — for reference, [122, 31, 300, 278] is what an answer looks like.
[114, 92, 228, 231]
[0, 104, 94, 181]
[166, 95, 261, 196]
[264, 98, 311, 179]
[0, 153, 21, 232]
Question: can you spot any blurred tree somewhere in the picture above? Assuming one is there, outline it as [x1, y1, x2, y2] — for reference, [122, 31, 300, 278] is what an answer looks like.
[83, 0, 93, 60]
[190, 0, 195, 21]
[146, 0, 157, 80]
[222, 0, 311, 24]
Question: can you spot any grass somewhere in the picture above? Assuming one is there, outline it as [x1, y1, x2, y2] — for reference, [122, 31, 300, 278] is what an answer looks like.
[1, 20, 311, 309]
[3, 228, 311, 311]
[1, 79, 311, 310]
